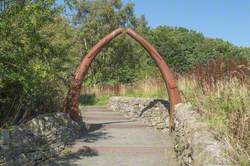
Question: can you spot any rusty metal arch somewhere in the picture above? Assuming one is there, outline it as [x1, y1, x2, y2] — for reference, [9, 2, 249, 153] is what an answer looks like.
[65, 28, 181, 131]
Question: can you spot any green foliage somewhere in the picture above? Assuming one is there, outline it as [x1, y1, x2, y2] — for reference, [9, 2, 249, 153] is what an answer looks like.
[147, 26, 249, 73]
[94, 95, 109, 105]
[0, 0, 72, 125]
[79, 94, 96, 105]
[79, 94, 109, 106]
[70, 0, 148, 85]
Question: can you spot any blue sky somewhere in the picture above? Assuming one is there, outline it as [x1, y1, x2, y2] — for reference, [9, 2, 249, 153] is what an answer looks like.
[123, 0, 250, 47]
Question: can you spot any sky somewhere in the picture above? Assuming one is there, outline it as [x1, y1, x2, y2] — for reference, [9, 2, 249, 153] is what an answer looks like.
[122, 0, 250, 47]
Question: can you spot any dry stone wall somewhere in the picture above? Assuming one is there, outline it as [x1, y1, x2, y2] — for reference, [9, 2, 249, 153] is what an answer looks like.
[108, 97, 232, 166]
[0, 113, 86, 165]
[109, 97, 171, 132]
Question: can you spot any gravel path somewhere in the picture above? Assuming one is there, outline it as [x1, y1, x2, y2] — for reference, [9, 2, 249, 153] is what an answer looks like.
[46, 106, 178, 166]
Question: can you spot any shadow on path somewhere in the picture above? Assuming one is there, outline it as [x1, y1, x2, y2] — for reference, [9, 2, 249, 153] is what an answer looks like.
[42, 101, 169, 166]
[43, 122, 112, 165]
[42, 147, 98, 166]
[43, 118, 137, 165]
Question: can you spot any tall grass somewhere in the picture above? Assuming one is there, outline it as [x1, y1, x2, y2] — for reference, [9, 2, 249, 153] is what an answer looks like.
[81, 77, 167, 100]
[179, 77, 249, 164]
[179, 57, 250, 165]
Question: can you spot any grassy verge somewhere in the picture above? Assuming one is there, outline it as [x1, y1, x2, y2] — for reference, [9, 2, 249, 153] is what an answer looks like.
[178, 77, 249, 165]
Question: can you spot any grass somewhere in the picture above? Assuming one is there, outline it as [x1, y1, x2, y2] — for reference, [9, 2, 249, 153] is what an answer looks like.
[178, 57, 250, 165]
[94, 96, 109, 105]
[81, 78, 168, 101]
[80, 78, 168, 106]
[178, 77, 250, 165]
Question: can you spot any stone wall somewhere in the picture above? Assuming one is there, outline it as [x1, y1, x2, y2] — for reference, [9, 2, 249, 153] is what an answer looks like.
[0, 113, 86, 165]
[108, 97, 232, 166]
[109, 97, 171, 132]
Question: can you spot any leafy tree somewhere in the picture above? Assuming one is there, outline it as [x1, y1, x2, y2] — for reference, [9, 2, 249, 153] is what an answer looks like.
[69, 0, 145, 84]
[147, 26, 248, 73]
[0, 0, 71, 125]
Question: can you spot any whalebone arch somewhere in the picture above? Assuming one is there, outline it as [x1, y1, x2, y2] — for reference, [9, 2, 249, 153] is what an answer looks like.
[65, 28, 181, 131]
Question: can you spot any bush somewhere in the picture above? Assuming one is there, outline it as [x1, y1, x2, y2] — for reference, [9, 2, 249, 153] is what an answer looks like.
[0, 0, 70, 126]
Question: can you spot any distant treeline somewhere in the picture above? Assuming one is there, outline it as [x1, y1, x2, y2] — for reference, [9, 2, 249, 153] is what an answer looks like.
[0, 0, 249, 126]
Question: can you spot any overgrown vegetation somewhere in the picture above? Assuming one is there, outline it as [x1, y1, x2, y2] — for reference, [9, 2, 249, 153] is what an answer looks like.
[0, 0, 249, 163]
[179, 78, 250, 165]
[179, 58, 250, 165]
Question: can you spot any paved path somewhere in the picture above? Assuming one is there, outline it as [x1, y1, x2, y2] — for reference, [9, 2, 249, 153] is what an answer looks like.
[47, 106, 178, 166]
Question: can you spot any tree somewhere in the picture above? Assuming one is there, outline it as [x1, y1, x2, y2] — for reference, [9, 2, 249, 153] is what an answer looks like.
[0, 0, 71, 125]
[68, 0, 150, 85]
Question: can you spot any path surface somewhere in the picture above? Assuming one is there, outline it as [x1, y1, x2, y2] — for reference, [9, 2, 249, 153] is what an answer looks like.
[46, 106, 178, 166]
